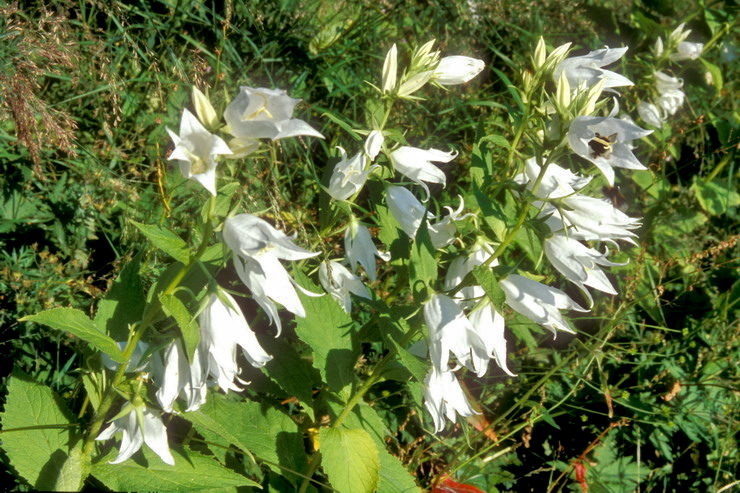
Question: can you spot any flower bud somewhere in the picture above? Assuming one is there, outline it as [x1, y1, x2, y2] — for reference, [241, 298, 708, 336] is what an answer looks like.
[382, 44, 398, 94]
[533, 37, 547, 69]
[433, 56, 485, 85]
[192, 86, 220, 131]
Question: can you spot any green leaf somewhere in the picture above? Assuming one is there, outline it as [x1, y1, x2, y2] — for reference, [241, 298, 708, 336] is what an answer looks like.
[261, 336, 320, 416]
[384, 335, 428, 384]
[692, 178, 740, 216]
[94, 255, 145, 341]
[159, 294, 199, 363]
[631, 170, 671, 200]
[294, 272, 356, 394]
[184, 394, 307, 485]
[92, 447, 259, 492]
[699, 58, 723, 92]
[0, 370, 76, 490]
[473, 265, 506, 310]
[473, 183, 507, 241]
[131, 220, 190, 263]
[409, 218, 437, 302]
[22, 308, 125, 363]
[54, 444, 88, 492]
[320, 427, 379, 493]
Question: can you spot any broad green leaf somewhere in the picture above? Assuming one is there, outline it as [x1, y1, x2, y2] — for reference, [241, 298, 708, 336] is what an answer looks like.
[94, 255, 145, 341]
[631, 170, 671, 200]
[0, 370, 76, 490]
[159, 294, 199, 363]
[409, 218, 437, 302]
[692, 178, 740, 216]
[184, 394, 307, 485]
[131, 220, 190, 263]
[23, 308, 124, 363]
[320, 427, 379, 493]
[261, 336, 320, 416]
[92, 446, 258, 492]
[473, 183, 507, 241]
[294, 272, 356, 394]
[54, 444, 88, 492]
[473, 265, 506, 311]
[384, 335, 428, 384]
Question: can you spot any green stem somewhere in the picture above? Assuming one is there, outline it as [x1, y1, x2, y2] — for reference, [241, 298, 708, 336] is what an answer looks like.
[81, 198, 216, 459]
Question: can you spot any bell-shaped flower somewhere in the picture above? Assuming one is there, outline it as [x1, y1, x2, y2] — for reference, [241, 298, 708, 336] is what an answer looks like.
[96, 402, 175, 466]
[364, 130, 384, 160]
[224, 214, 320, 335]
[344, 222, 389, 281]
[197, 291, 273, 394]
[167, 108, 232, 196]
[514, 158, 592, 200]
[553, 47, 633, 91]
[670, 41, 704, 62]
[544, 234, 626, 305]
[654, 72, 685, 116]
[319, 260, 371, 313]
[433, 56, 485, 85]
[637, 101, 665, 128]
[423, 368, 477, 433]
[391, 146, 456, 199]
[154, 341, 207, 413]
[424, 293, 492, 377]
[387, 186, 471, 249]
[327, 147, 376, 201]
[500, 274, 588, 335]
[223, 87, 324, 141]
[541, 194, 641, 245]
[443, 243, 491, 307]
[567, 100, 652, 186]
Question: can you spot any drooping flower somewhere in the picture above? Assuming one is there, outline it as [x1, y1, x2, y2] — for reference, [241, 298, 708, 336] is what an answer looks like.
[514, 158, 592, 200]
[364, 130, 384, 160]
[500, 274, 588, 335]
[386, 186, 471, 248]
[167, 108, 232, 196]
[433, 56, 485, 85]
[96, 403, 175, 466]
[637, 101, 665, 128]
[223, 87, 324, 141]
[423, 368, 477, 433]
[540, 194, 641, 245]
[655, 72, 685, 116]
[319, 260, 371, 313]
[424, 293, 490, 377]
[223, 214, 321, 335]
[670, 41, 704, 62]
[101, 341, 151, 373]
[553, 47, 633, 91]
[327, 147, 376, 201]
[391, 146, 456, 199]
[568, 100, 652, 186]
[198, 291, 273, 392]
[344, 222, 389, 281]
[543, 233, 625, 305]
[154, 340, 207, 413]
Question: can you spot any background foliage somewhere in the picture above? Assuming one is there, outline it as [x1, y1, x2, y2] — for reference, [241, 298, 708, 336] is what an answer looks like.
[0, 0, 737, 491]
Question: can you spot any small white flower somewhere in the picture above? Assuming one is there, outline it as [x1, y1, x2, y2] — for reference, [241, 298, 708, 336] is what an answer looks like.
[386, 186, 471, 249]
[541, 194, 642, 245]
[514, 158, 592, 200]
[655, 71, 683, 93]
[391, 146, 456, 199]
[544, 233, 625, 305]
[223, 87, 323, 141]
[670, 41, 704, 62]
[96, 404, 175, 466]
[433, 56, 485, 85]
[224, 214, 320, 334]
[553, 47, 633, 91]
[658, 89, 685, 116]
[637, 101, 665, 128]
[364, 130, 384, 160]
[424, 293, 490, 376]
[568, 100, 653, 186]
[154, 340, 207, 413]
[669, 23, 692, 45]
[319, 260, 370, 313]
[500, 274, 588, 335]
[423, 368, 477, 433]
[344, 222, 389, 281]
[327, 147, 376, 201]
[654, 37, 664, 57]
[198, 291, 273, 392]
[167, 108, 232, 196]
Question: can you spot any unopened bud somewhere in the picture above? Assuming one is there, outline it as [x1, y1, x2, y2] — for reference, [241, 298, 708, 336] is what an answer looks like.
[192, 86, 220, 131]
[534, 37, 547, 69]
[382, 44, 398, 94]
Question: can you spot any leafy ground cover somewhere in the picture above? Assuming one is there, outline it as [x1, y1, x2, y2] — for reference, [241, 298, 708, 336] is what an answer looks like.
[0, 1, 737, 492]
